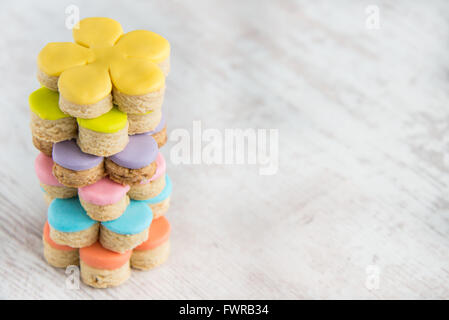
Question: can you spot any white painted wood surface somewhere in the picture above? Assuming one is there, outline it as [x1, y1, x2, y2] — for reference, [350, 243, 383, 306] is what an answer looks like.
[1, 0, 448, 299]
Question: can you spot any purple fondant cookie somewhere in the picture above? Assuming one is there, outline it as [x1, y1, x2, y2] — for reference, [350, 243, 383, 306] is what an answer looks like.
[142, 113, 167, 148]
[105, 135, 159, 186]
[52, 139, 106, 188]
[143, 113, 165, 135]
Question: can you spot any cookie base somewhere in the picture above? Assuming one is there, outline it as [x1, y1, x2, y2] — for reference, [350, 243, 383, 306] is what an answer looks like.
[152, 126, 167, 148]
[128, 174, 166, 200]
[49, 223, 99, 248]
[100, 225, 148, 253]
[149, 197, 171, 219]
[43, 192, 53, 205]
[105, 158, 157, 186]
[30, 112, 77, 143]
[52, 162, 105, 188]
[113, 86, 165, 115]
[32, 135, 53, 156]
[128, 110, 162, 135]
[40, 183, 77, 199]
[59, 94, 113, 119]
[80, 195, 130, 222]
[80, 260, 130, 288]
[77, 124, 129, 157]
[37, 68, 58, 91]
[43, 237, 79, 268]
[131, 240, 170, 271]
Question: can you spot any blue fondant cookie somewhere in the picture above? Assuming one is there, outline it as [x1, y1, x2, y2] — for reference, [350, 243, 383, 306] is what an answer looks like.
[47, 197, 99, 248]
[100, 200, 153, 253]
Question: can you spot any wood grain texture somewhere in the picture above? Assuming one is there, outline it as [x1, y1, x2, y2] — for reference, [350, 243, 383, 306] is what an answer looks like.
[0, 0, 449, 299]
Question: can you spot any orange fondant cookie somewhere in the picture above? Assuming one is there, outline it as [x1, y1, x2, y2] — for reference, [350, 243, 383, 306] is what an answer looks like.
[43, 221, 79, 268]
[131, 216, 171, 270]
[80, 241, 131, 288]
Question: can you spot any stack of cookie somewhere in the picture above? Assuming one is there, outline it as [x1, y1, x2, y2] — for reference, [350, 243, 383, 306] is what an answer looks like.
[30, 17, 172, 288]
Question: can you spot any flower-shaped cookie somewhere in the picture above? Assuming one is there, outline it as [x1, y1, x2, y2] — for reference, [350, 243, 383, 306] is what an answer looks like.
[37, 17, 170, 118]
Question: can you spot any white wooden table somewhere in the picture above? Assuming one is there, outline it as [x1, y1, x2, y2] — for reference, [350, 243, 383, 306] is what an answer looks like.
[1, 0, 448, 299]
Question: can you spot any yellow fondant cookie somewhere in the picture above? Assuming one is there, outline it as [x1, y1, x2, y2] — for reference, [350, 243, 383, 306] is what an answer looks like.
[77, 107, 129, 157]
[77, 107, 127, 134]
[29, 87, 70, 120]
[37, 17, 170, 118]
[29, 88, 77, 149]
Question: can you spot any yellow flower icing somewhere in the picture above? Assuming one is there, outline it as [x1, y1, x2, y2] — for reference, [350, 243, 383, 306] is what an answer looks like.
[110, 58, 164, 95]
[114, 30, 170, 63]
[58, 64, 112, 105]
[73, 17, 123, 48]
[38, 17, 169, 105]
[29, 87, 70, 120]
[37, 42, 93, 76]
[77, 106, 127, 133]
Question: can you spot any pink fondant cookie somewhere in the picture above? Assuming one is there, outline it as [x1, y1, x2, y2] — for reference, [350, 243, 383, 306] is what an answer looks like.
[35, 153, 77, 201]
[79, 178, 130, 221]
[43, 221, 79, 268]
[79, 241, 131, 288]
[128, 152, 167, 204]
[131, 216, 170, 270]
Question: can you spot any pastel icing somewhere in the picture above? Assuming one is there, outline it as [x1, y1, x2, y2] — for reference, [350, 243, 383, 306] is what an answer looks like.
[114, 30, 170, 64]
[48, 197, 97, 232]
[101, 200, 152, 235]
[53, 139, 103, 171]
[38, 42, 93, 76]
[38, 17, 168, 105]
[29, 87, 70, 120]
[77, 106, 127, 133]
[109, 58, 164, 95]
[35, 153, 64, 186]
[73, 17, 123, 47]
[142, 113, 165, 135]
[43, 221, 76, 251]
[79, 178, 130, 206]
[108, 134, 158, 169]
[140, 152, 166, 184]
[134, 216, 171, 251]
[140, 174, 172, 204]
[80, 241, 131, 270]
